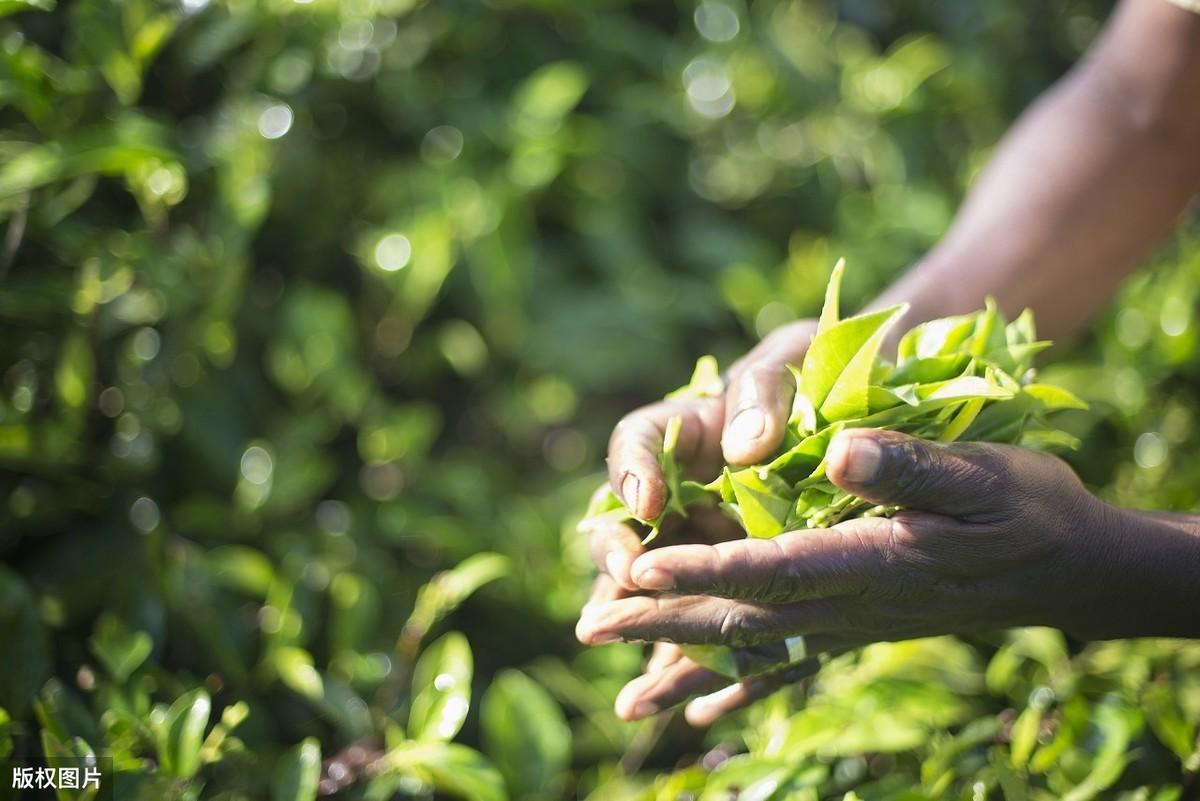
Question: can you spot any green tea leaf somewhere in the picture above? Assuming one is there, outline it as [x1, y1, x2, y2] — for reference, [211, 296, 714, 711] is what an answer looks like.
[405, 553, 510, 645]
[410, 632, 473, 742]
[896, 314, 976, 361]
[379, 742, 508, 801]
[726, 469, 793, 538]
[800, 303, 908, 423]
[970, 298, 1008, 358]
[272, 738, 321, 801]
[155, 688, 211, 779]
[817, 257, 846, 334]
[665, 355, 724, 400]
[481, 670, 571, 801]
[1022, 383, 1088, 410]
[889, 353, 970, 385]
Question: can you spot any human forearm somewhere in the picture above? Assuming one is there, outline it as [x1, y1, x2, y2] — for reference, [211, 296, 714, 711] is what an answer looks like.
[872, 0, 1200, 345]
[1060, 503, 1200, 640]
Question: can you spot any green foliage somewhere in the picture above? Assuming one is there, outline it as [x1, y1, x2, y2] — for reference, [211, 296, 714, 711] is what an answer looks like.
[481, 669, 572, 801]
[2, 0, 1200, 798]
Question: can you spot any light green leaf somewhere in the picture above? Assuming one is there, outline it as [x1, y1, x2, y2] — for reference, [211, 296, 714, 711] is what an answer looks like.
[726, 469, 793, 538]
[678, 645, 741, 679]
[511, 61, 588, 137]
[1008, 308, 1037, 345]
[817, 257, 846, 334]
[378, 742, 507, 801]
[762, 428, 836, 483]
[207, 545, 276, 597]
[799, 303, 908, 423]
[938, 397, 985, 443]
[888, 353, 970, 385]
[917, 375, 1012, 402]
[896, 314, 976, 361]
[665, 355, 724, 400]
[0, 114, 176, 198]
[1023, 383, 1088, 411]
[970, 298, 1008, 358]
[410, 632, 473, 742]
[405, 553, 510, 645]
[1008, 705, 1041, 769]
[155, 688, 211, 779]
[1143, 682, 1195, 762]
[270, 647, 324, 701]
[54, 332, 93, 411]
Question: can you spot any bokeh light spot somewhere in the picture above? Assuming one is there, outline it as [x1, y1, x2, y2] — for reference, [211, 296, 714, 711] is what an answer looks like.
[1134, 431, 1167, 469]
[258, 103, 294, 140]
[374, 233, 412, 272]
[694, 2, 740, 42]
[240, 445, 274, 485]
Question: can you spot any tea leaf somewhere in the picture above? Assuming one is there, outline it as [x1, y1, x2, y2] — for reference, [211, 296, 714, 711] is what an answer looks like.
[410, 632, 473, 742]
[817, 257, 846, 334]
[800, 303, 907, 423]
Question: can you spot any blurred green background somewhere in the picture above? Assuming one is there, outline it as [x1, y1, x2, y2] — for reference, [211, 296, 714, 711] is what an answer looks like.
[3, 0, 1200, 798]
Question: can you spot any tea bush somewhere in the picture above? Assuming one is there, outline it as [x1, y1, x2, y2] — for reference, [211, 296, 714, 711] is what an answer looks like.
[1, 0, 1198, 799]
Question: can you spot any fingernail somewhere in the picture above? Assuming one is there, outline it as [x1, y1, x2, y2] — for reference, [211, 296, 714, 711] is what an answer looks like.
[727, 407, 766, 443]
[631, 701, 659, 719]
[621, 473, 641, 516]
[591, 633, 621, 645]
[840, 434, 884, 484]
[634, 567, 675, 591]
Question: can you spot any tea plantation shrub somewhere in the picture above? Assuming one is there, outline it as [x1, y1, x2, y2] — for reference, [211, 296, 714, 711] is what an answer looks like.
[1, 0, 1198, 799]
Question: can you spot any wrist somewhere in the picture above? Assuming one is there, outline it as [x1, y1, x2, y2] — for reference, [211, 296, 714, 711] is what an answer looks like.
[1058, 500, 1200, 640]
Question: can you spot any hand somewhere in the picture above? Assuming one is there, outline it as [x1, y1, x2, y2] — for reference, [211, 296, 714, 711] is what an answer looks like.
[579, 508, 824, 727]
[579, 428, 1116, 723]
[606, 320, 818, 536]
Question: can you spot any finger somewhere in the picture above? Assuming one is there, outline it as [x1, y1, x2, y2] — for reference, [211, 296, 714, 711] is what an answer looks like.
[645, 642, 684, 673]
[607, 398, 724, 521]
[576, 593, 855, 647]
[583, 573, 628, 608]
[721, 321, 815, 466]
[577, 576, 633, 646]
[624, 635, 852, 723]
[614, 657, 726, 721]
[826, 428, 1014, 518]
[721, 362, 796, 467]
[588, 520, 646, 590]
[684, 657, 828, 727]
[628, 527, 889, 601]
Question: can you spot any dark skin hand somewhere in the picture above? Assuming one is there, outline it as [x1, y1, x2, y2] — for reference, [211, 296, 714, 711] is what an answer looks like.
[580, 430, 1200, 725]
[582, 0, 1200, 726]
[605, 319, 817, 540]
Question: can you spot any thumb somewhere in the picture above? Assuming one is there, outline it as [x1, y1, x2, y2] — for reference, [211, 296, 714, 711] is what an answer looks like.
[825, 429, 1009, 518]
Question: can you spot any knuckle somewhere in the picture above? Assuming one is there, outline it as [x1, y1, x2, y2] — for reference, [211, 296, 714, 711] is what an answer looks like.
[715, 604, 743, 641]
[715, 604, 770, 646]
[890, 439, 941, 496]
[757, 539, 792, 602]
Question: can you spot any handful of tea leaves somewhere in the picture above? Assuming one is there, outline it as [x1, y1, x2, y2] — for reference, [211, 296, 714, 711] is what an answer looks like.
[582, 260, 1086, 543]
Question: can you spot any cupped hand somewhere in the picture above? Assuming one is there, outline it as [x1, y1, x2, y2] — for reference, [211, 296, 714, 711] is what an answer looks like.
[581, 427, 1113, 723]
[606, 320, 818, 536]
[578, 510, 825, 727]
